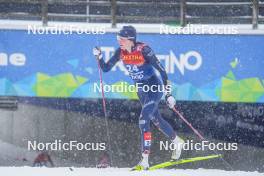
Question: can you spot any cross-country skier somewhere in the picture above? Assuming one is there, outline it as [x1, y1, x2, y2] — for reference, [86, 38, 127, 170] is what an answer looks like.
[93, 25, 184, 170]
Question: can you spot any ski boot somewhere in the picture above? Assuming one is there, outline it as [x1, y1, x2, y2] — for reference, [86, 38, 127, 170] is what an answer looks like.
[171, 135, 184, 160]
[131, 153, 149, 171]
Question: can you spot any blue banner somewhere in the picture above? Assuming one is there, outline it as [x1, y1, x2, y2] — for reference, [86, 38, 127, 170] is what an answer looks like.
[0, 30, 264, 102]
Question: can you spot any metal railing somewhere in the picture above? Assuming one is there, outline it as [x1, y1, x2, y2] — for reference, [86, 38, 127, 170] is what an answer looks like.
[0, 0, 263, 29]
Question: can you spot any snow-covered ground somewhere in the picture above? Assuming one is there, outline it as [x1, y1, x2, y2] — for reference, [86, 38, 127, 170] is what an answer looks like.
[0, 167, 262, 176]
[0, 139, 262, 176]
[0, 137, 263, 175]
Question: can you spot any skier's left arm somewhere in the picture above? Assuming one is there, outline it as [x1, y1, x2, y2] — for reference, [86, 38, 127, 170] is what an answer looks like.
[143, 46, 176, 109]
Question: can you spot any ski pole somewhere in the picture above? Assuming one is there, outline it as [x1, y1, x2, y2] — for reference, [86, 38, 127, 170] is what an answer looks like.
[172, 107, 205, 140]
[172, 105, 234, 170]
[96, 60, 113, 167]
[97, 60, 107, 116]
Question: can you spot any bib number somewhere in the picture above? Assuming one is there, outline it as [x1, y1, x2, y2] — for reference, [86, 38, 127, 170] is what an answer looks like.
[126, 65, 139, 72]
[126, 65, 144, 80]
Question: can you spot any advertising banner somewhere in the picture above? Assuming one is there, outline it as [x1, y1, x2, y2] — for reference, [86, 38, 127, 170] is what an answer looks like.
[0, 30, 263, 103]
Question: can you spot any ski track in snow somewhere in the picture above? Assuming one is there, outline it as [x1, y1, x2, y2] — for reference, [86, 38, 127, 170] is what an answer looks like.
[0, 167, 262, 176]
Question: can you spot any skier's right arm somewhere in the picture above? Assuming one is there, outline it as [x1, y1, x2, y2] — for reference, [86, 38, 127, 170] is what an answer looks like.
[93, 47, 121, 72]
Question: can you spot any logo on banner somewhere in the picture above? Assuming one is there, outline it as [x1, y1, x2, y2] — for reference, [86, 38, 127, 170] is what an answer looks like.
[0, 53, 26, 66]
[167, 50, 202, 75]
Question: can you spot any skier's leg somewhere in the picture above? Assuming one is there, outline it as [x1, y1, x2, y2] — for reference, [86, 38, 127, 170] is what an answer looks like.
[134, 93, 158, 170]
[152, 109, 176, 140]
[147, 88, 176, 140]
[139, 112, 151, 154]
[134, 111, 151, 170]
[139, 95, 163, 153]
[152, 107, 184, 160]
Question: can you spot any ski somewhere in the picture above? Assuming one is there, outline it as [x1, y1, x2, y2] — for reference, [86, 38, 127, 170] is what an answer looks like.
[132, 154, 221, 171]
[148, 154, 222, 171]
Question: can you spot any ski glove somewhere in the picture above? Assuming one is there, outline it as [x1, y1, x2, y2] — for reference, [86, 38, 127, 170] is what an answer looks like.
[93, 47, 103, 60]
[165, 94, 176, 109]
